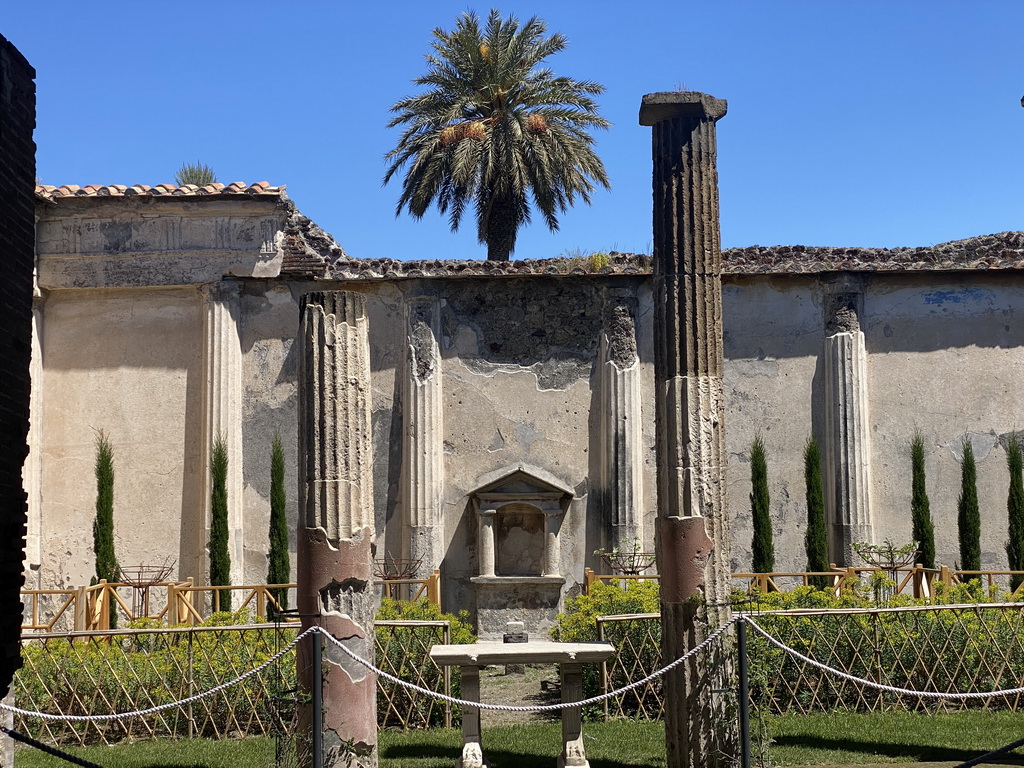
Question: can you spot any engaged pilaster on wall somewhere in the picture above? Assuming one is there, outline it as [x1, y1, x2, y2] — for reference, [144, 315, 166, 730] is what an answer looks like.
[199, 281, 244, 589]
[297, 291, 377, 767]
[400, 296, 444, 576]
[598, 297, 643, 550]
[823, 291, 874, 564]
[23, 287, 45, 589]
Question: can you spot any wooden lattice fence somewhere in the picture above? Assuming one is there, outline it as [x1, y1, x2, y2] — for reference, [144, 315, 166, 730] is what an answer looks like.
[15, 620, 454, 746]
[595, 602, 1024, 720]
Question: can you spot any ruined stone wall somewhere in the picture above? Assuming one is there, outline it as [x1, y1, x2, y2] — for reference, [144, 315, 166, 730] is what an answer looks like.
[0, 33, 34, 690]
[236, 276, 658, 626]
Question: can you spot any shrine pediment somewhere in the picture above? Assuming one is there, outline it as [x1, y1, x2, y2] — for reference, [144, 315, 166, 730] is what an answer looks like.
[470, 464, 574, 503]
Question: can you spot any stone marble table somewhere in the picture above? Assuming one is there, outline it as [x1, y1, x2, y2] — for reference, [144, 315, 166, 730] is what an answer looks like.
[430, 641, 615, 768]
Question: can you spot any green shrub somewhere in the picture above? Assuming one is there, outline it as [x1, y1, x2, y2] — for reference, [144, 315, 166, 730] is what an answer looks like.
[93, 430, 119, 628]
[16, 612, 295, 745]
[209, 436, 231, 611]
[550, 580, 660, 643]
[550, 581, 661, 718]
[375, 598, 475, 728]
[911, 433, 936, 568]
[268, 433, 290, 611]
[958, 440, 981, 571]
[750, 434, 774, 574]
[804, 438, 830, 589]
[1007, 436, 1024, 591]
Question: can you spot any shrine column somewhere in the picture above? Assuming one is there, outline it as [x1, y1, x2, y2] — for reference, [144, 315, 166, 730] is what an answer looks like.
[199, 281, 245, 590]
[297, 291, 377, 767]
[476, 507, 497, 578]
[641, 91, 735, 768]
[400, 296, 444, 576]
[598, 296, 644, 550]
[823, 291, 874, 564]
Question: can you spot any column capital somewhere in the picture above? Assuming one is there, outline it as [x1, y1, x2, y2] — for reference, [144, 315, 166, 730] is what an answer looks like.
[639, 91, 727, 126]
[200, 279, 240, 303]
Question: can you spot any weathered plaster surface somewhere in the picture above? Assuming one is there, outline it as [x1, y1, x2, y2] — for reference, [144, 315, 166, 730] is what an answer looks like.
[38, 288, 202, 587]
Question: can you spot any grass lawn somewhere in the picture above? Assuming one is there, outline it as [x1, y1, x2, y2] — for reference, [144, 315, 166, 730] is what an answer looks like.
[14, 712, 1024, 767]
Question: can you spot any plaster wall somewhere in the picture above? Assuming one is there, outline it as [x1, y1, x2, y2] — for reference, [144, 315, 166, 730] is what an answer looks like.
[38, 288, 203, 587]
[723, 276, 823, 574]
[722, 272, 1024, 574]
[235, 276, 658, 623]
[864, 276, 1024, 570]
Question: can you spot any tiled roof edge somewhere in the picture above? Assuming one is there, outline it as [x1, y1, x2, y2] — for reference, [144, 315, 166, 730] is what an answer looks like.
[722, 232, 1024, 274]
[35, 181, 285, 201]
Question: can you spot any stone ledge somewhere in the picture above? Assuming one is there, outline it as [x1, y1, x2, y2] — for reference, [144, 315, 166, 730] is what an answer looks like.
[470, 576, 566, 586]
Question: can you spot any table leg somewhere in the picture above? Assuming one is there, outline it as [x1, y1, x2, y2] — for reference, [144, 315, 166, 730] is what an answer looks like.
[559, 662, 589, 768]
[457, 665, 486, 768]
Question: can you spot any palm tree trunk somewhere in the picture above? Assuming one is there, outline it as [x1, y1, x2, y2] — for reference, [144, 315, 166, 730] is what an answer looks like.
[485, 201, 516, 261]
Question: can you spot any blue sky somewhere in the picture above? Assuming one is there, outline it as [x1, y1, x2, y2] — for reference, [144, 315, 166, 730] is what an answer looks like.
[5, 2, 1022, 259]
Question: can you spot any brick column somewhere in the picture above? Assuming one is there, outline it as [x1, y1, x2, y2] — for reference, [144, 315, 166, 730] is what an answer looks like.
[640, 91, 734, 768]
[297, 291, 377, 767]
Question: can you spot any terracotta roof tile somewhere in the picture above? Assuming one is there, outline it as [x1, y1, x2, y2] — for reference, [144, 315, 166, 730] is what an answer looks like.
[35, 181, 285, 201]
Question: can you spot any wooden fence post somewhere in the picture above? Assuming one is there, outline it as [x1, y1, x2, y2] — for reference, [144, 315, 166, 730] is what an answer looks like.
[73, 584, 87, 632]
[584, 567, 598, 595]
[427, 569, 441, 610]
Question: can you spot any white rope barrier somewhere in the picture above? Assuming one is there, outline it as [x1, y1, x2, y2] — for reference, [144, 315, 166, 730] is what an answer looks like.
[741, 615, 1024, 700]
[0, 627, 317, 722]
[323, 617, 740, 713]
[9, 612, 1024, 723]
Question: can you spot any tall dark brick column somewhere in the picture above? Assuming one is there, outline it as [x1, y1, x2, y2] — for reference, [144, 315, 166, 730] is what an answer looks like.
[0, 33, 35, 699]
[640, 91, 734, 768]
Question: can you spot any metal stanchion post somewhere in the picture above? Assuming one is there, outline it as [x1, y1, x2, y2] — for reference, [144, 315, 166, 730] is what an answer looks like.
[738, 617, 751, 768]
[312, 628, 323, 768]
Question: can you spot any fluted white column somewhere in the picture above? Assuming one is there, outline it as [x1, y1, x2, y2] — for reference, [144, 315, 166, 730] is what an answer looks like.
[23, 288, 44, 588]
[199, 281, 244, 588]
[599, 299, 644, 551]
[400, 297, 444, 576]
[824, 329, 874, 564]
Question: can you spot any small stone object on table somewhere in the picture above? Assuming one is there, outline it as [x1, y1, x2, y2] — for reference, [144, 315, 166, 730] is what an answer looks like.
[502, 620, 527, 674]
[430, 640, 615, 768]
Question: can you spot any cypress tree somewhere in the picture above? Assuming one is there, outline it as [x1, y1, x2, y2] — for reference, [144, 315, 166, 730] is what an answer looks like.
[209, 436, 231, 612]
[957, 439, 981, 572]
[93, 430, 119, 628]
[1007, 436, 1024, 591]
[750, 435, 774, 573]
[267, 432, 290, 612]
[911, 433, 936, 568]
[804, 437, 830, 590]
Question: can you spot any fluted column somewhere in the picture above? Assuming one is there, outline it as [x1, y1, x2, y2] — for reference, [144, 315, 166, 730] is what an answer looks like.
[598, 297, 644, 550]
[641, 91, 734, 768]
[400, 296, 444, 576]
[23, 288, 44, 588]
[297, 291, 377, 767]
[199, 281, 244, 589]
[824, 296, 874, 565]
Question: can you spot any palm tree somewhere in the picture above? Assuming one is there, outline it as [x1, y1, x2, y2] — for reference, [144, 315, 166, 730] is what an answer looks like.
[384, 9, 611, 261]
